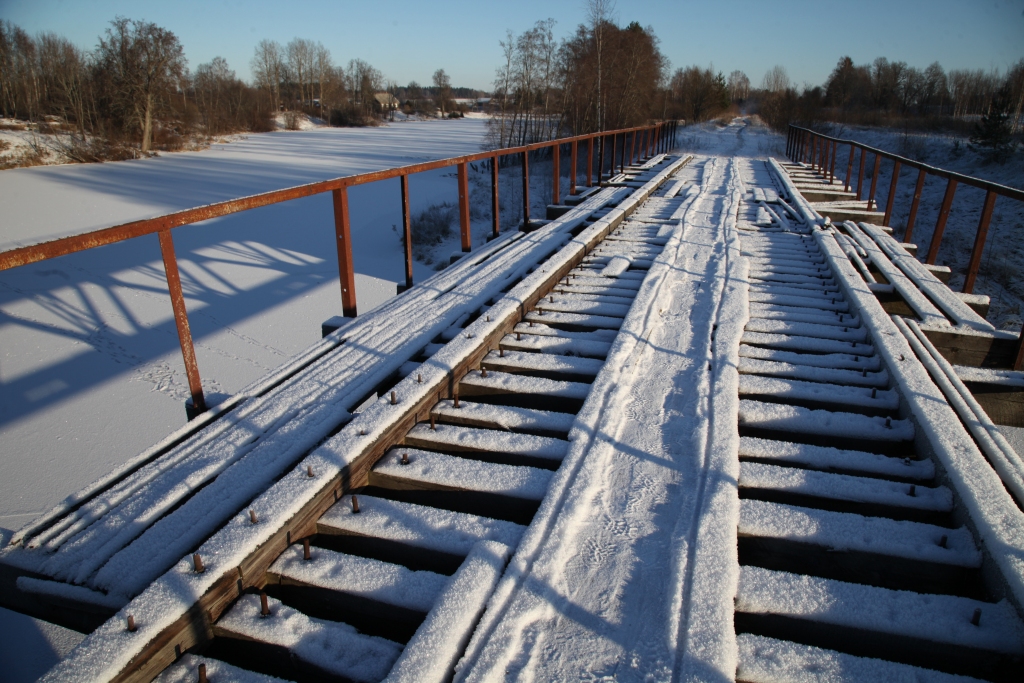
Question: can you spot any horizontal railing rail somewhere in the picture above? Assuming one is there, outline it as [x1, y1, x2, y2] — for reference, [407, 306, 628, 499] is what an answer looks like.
[787, 123, 1024, 369]
[0, 120, 679, 414]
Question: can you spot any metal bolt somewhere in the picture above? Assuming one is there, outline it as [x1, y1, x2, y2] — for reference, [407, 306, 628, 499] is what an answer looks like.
[249, 509, 258, 524]
[127, 614, 136, 632]
[454, 394, 460, 409]
[417, 373, 422, 383]
[307, 465, 314, 478]
[193, 553, 205, 574]
[303, 538, 311, 560]
[517, 332, 522, 341]
[871, 388, 876, 398]
[482, 367, 488, 378]
[862, 369, 867, 377]
[260, 591, 270, 617]
[401, 452, 409, 466]
[499, 348, 505, 357]
[939, 535, 948, 548]
[971, 608, 981, 626]
[391, 391, 397, 405]
[351, 495, 360, 513]
[908, 484, 916, 497]
[198, 663, 208, 683]
[550, 295, 554, 303]
[885, 417, 892, 428]
[486, 315, 490, 322]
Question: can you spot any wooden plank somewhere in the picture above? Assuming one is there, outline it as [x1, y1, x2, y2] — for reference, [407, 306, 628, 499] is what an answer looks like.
[962, 383, 1024, 427]
[921, 328, 1020, 368]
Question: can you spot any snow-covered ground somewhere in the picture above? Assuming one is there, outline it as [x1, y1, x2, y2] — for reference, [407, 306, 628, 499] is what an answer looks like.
[809, 123, 1024, 331]
[0, 118, 495, 680]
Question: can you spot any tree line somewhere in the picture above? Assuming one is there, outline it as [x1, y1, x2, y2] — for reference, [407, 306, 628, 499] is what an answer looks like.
[0, 17, 472, 161]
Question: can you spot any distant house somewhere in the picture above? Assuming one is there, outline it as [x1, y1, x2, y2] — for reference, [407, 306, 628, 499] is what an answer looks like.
[374, 93, 399, 111]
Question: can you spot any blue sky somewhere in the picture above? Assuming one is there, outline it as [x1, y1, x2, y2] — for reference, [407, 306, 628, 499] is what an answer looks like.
[2, 0, 1022, 91]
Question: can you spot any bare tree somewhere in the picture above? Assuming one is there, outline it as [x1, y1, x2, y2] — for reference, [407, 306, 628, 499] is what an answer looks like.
[287, 38, 314, 108]
[727, 70, 749, 102]
[96, 17, 186, 152]
[762, 65, 789, 94]
[251, 39, 284, 112]
[586, 0, 615, 131]
[432, 68, 452, 117]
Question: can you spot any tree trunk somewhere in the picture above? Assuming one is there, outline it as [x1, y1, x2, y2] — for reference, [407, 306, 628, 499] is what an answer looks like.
[141, 94, 153, 152]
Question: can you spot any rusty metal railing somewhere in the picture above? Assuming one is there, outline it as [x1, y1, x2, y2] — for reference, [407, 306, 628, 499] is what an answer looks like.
[787, 124, 1024, 369]
[0, 121, 679, 415]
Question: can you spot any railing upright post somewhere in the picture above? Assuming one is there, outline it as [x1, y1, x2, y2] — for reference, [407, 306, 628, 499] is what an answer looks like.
[926, 178, 958, 264]
[619, 133, 625, 173]
[883, 161, 901, 226]
[788, 127, 794, 158]
[610, 132, 617, 177]
[648, 126, 655, 157]
[401, 174, 413, 289]
[629, 131, 636, 166]
[491, 155, 500, 239]
[1015, 328, 1024, 371]
[597, 134, 605, 183]
[845, 143, 855, 192]
[812, 135, 819, 171]
[552, 143, 561, 205]
[458, 162, 471, 252]
[158, 229, 205, 415]
[587, 137, 594, 187]
[867, 153, 882, 211]
[904, 169, 927, 242]
[332, 186, 358, 318]
[570, 140, 578, 195]
[856, 147, 867, 200]
[963, 190, 998, 294]
[829, 140, 838, 184]
[521, 150, 531, 228]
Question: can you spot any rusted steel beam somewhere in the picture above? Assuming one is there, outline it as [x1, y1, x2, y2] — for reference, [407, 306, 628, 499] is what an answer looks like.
[904, 168, 927, 243]
[610, 133, 617, 177]
[598, 135, 605, 181]
[158, 230, 205, 414]
[521, 150, 531, 228]
[963, 190, 998, 294]
[332, 187, 357, 317]
[883, 161, 901, 226]
[829, 140, 837, 183]
[552, 144, 561, 205]
[587, 137, 594, 187]
[856, 147, 867, 200]
[569, 140, 578, 195]
[926, 178, 958, 265]
[491, 155, 500, 239]
[458, 162, 471, 252]
[401, 175, 413, 289]
[867, 153, 882, 211]
[845, 144, 855, 192]
[629, 131, 636, 166]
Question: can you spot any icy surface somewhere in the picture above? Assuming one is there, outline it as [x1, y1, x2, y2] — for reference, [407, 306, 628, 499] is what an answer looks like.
[269, 544, 447, 613]
[736, 634, 987, 683]
[318, 495, 523, 556]
[739, 499, 979, 566]
[737, 566, 1024, 654]
[215, 593, 401, 682]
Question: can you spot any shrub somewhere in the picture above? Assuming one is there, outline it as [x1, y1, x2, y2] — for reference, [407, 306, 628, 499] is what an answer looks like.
[405, 202, 457, 262]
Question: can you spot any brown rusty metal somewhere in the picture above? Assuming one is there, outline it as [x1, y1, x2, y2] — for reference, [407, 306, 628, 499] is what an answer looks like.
[845, 143, 855, 192]
[856, 147, 867, 200]
[552, 143, 561, 205]
[401, 174, 413, 289]
[158, 230, 206, 414]
[491, 155, 500, 239]
[332, 187, 357, 317]
[883, 161, 901, 226]
[521, 150, 531, 228]
[458, 162, 471, 252]
[963, 190, 998, 294]
[829, 140, 837, 183]
[569, 140, 578, 195]
[904, 169, 927, 242]
[586, 137, 594, 187]
[597, 135, 605, 182]
[629, 131, 636, 166]
[1015, 328, 1024, 371]
[610, 133, 617, 178]
[926, 178, 958, 265]
[867, 153, 882, 211]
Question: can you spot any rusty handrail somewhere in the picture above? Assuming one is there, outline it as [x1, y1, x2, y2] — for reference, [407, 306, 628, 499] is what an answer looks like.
[0, 120, 680, 414]
[787, 123, 1024, 369]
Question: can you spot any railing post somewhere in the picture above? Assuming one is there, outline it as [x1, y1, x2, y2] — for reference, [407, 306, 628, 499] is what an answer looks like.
[597, 134, 605, 183]
[866, 153, 882, 211]
[629, 130, 636, 165]
[963, 190, 998, 294]
[158, 229, 205, 415]
[610, 132, 617, 177]
[521, 150, 531, 228]
[883, 161, 901, 226]
[458, 161, 471, 252]
[827, 139, 835, 184]
[1015, 328, 1024, 371]
[587, 137, 594, 187]
[401, 174, 413, 289]
[332, 186, 357, 317]
[926, 178, 958, 264]
[856, 147, 867, 200]
[619, 133, 625, 173]
[845, 143, 855, 192]
[904, 169, 927, 242]
[570, 140, 578, 195]
[648, 126, 655, 157]
[491, 155, 500, 239]
[552, 143, 561, 205]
